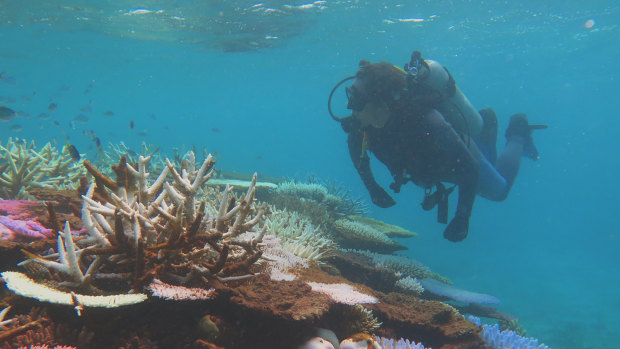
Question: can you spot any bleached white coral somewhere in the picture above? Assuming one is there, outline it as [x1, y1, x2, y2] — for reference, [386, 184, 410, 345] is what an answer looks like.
[306, 282, 377, 305]
[25, 151, 267, 293]
[0, 138, 85, 199]
[1, 271, 146, 309]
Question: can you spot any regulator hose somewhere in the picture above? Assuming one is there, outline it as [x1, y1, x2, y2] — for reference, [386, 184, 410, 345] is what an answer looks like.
[327, 76, 356, 122]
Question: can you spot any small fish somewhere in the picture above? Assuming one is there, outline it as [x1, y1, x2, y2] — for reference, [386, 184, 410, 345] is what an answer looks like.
[72, 114, 90, 123]
[65, 144, 81, 161]
[94, 137, 101, 148]
[37, 112, 52, 120]
[53, 121, 60, 126]
[48, 102, 58, 112]
[9, 124, 23, 132]
[0, 72, 16, 85]
[17, 110, 30, 118]
[147, 114, 156, 120]
[137, 130, 148, 137]
[211, 128, 221, 133]
[79, 106, 92, 113]
[69, 120, 76, 130]
[103, 110, 114, 117]
[255, 155, 263, 160]
[0, 106, 17, 121]
[129, 120, 134, 130]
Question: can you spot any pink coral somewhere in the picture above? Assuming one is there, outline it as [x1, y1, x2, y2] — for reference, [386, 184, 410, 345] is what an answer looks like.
[148, 279, 216, 301]
[19, 344, 77, 349]
[306, 282, 377, 305]
[0, 200, 43, 219]
[0, 200, 53, 241]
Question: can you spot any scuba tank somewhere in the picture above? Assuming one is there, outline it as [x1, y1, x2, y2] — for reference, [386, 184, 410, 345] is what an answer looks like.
[406, 52, 483, 138]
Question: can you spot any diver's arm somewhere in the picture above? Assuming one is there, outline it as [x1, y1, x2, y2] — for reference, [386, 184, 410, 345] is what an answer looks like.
[346, 127, 396, 208]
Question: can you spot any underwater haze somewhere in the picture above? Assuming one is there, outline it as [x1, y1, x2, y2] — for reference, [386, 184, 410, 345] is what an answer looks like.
[1, 0, 619, 348]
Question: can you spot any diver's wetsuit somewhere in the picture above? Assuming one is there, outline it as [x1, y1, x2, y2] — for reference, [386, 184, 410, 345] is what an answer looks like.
[342, 105, 527, 241]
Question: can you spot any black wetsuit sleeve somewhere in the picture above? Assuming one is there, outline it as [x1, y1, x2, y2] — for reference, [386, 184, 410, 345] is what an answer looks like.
[346, 127, 396, 208]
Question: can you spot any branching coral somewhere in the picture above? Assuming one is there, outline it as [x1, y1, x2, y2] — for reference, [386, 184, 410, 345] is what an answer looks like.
[0, 138, 85, 200]
[22, 152, 267, 296]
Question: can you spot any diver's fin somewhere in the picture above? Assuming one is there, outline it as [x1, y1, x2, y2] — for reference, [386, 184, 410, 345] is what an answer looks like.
[506, 114, 547, 160]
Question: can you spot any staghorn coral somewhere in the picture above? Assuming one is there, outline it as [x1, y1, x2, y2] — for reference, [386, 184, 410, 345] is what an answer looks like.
[96, 141, 165, 175]
[0, 138, 85, 200]
[20, 151, 267, 299]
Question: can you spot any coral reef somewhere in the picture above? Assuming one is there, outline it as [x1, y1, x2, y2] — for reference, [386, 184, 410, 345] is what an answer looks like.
[419, 278, 500, 305]
[306, 282, 378, 305]
[0, 307, 93, 349]
[395, 276, 424, 296]
[269, 179, 367, 219]
[333, 220, 407, 254]
[20, 152, 267, 298]
[349, 216, 418, 239]
[342, 249, 451, 284]
[467, 316, 549, 349]
[266, 209, 337, 262]
[375, 336, 428, 349]
[0, 151, 537, 349]
[0, 139, 84, 200]
[0, 216, 53, 241]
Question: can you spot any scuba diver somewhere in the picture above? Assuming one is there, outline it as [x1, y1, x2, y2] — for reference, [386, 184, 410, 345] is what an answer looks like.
[327, 51, 546, 242]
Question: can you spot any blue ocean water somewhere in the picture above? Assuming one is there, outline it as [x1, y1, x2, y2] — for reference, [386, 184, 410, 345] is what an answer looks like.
[1, 1, 618, 348]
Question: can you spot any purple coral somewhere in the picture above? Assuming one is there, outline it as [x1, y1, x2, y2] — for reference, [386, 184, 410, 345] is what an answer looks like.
[375, 336, 429, 349]
[0, 216, 53, 241]
[467, 316, 550, 349]
[0, 200, 55, 241]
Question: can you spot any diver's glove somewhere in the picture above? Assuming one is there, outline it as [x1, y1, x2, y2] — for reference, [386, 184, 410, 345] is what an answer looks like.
[505, 113, 548, 160]
[443, 212, 469, 242]
[370, 188, 396, 208]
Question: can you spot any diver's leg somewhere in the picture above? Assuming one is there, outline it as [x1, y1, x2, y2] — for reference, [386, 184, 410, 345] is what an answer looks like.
[421, 109, 479, 242]
[476, 107, 498, 165]
[468, 142, 510, 201]
[494, 114, 533, 194]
